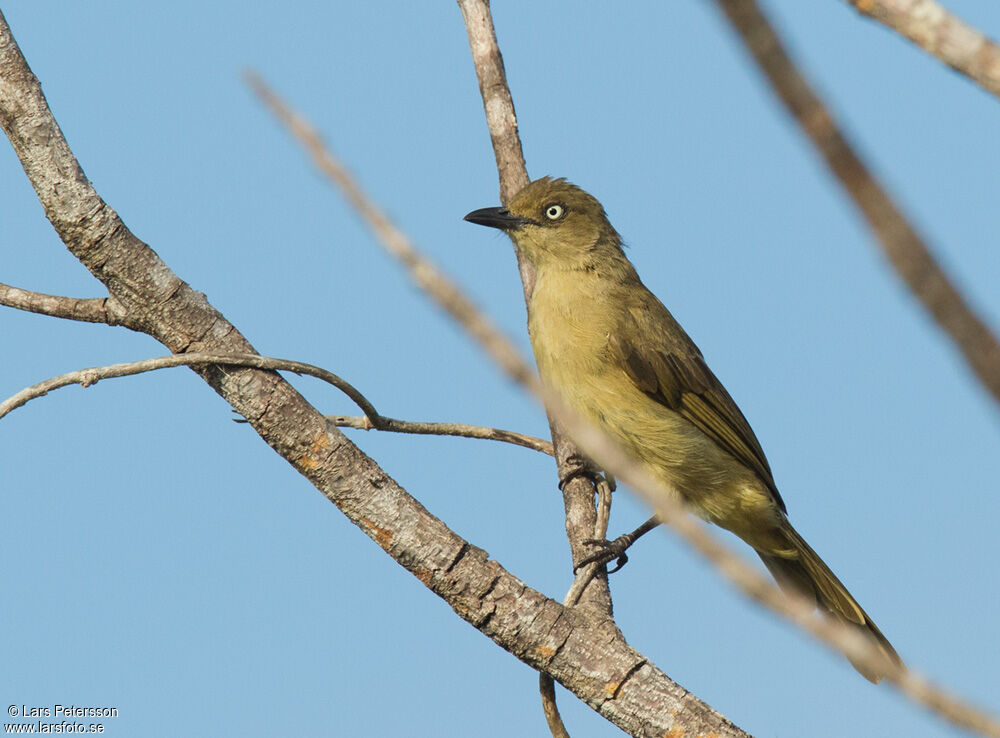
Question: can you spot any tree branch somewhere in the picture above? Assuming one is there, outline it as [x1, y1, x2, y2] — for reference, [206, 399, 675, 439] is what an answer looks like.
[0, 11, 743, 738]
[843, 0, 1000, 100]
[244, 71, 536, 395]
[714, 0, 1000, 408]
[331, 414, 554, 456]
[0, 281, 111, 323]
[0, 353, 381, 422]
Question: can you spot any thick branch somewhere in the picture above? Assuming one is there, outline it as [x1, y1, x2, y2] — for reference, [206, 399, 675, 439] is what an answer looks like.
[0, 12, 742, 738]
[715, 0, 1000, 408]
[844, 0, 1000, 100]
[0, 281, 111, 323]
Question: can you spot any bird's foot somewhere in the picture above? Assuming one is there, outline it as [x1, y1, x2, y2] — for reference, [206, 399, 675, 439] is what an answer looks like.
[575, 532, 638, 574]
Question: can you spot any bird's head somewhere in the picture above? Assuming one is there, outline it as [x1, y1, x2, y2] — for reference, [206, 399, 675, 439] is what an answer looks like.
[464, 177, 623, 271]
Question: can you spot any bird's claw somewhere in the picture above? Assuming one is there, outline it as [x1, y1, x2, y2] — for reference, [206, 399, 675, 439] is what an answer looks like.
[574, 536, 632, 574]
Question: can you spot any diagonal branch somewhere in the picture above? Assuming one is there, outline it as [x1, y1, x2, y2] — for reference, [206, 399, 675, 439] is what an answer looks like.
[842, 0, 1000, 100]
[0, 281, 111, 323]
[714, 0, 1000, 408]
[0, 11, 744, 738]
[244, 71, 536, 394]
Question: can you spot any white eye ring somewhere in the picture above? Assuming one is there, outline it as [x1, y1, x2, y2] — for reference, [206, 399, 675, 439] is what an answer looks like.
[544, 204, 565, 220]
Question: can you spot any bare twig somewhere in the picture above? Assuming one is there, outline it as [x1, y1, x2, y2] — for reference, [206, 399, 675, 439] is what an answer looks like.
[331, 414, 553, 456]
[714, 0, 1000, 408]
[0, 353, 381, 422]
[0, 346, 555, 455]
[538, 673, 571, 738]
[0, 281, 111, 323]
[843, 0, 1000, 100]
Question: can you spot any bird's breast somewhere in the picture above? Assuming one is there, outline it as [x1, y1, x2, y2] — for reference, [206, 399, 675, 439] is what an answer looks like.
[527, 274, 631, 418]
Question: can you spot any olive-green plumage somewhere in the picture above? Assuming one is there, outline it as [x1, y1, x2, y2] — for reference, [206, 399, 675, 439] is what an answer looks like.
[465, 176, 901, 682]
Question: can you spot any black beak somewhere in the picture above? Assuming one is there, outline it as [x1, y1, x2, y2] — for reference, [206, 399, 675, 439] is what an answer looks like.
[463, 206, 526, 231]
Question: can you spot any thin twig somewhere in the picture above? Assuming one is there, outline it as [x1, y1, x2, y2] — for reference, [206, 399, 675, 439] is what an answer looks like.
[843, 0, 1000, 100]
[0, 281, 111, 323]
[714, 0, 1000, 408]
[330, 414, 553, 456]
[0, 353, 381, 422]
[0, 347, 553, 455]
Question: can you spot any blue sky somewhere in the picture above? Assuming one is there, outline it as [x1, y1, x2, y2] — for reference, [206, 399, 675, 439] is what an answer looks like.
[2, 2, 999, 736]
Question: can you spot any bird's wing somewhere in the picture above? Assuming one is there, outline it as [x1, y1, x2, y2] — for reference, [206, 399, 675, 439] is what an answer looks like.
[610, 300, 785, 512]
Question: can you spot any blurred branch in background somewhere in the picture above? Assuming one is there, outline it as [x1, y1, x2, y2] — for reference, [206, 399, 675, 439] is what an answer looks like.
[714, 0, 1000, 408]
[843, 0, 1000, 100]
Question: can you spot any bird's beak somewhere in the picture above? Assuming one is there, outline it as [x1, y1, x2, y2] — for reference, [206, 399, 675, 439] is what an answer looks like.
[463, 206, 526, 231]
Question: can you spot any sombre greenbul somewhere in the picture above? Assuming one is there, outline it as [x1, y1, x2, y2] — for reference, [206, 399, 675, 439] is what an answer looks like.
[465, 176, 901, 682]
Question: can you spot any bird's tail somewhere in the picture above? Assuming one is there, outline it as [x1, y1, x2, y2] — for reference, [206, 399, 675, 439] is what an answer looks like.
[758, 523, 902, 683]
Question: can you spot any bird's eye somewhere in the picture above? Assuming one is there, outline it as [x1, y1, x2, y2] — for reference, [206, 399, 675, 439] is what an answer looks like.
[544, 204, 565, 221]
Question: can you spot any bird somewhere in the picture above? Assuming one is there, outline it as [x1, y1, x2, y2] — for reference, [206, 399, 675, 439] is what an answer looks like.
[464, 176, 901, 682]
